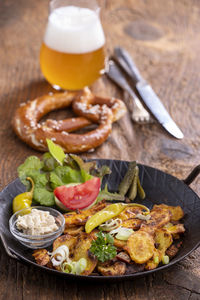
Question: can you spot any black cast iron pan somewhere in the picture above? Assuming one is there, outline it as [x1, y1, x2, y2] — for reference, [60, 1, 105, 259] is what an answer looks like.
[0, 159, 200, 282]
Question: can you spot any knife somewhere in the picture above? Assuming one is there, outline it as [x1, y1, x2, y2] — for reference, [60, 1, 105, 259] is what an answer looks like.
[114, 47, 184, 139]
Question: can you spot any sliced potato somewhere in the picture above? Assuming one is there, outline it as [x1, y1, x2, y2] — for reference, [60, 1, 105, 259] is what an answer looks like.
[53, 233, 77, 252]
[64, 202, 107, 226]
[165, 224, 185, 235]
[32, 249, 50, 266]
[117, 206, 144, 221]
[153, 204, 184, 221]
[150, 206, 171, 227]
[121, 218, 142, 230]
[98, 261, 126, 276]
[155, 229, 173, 253]
[71, 232, 97, 275]
[114, 238, 127, 250]
[145, 248, 162, 270]
[169, 206, 184, 221]
[52, 234, 78, 271]
[64, 225, 84, 236]
[126, 231, 155, 264]
[172, 233, 180, 239]
[141, 206, 171, 235]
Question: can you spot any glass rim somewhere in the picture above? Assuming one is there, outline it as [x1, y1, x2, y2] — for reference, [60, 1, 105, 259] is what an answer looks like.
[9, 206, 65, 239]
[49, 0, 101, 13]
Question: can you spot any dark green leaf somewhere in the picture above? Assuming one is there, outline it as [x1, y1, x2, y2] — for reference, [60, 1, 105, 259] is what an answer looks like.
[42, 152, 59, 171]
[90, 165, 111, 178]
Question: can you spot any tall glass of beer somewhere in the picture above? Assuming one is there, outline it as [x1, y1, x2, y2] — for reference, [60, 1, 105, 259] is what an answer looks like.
[40, 0, 106, 90]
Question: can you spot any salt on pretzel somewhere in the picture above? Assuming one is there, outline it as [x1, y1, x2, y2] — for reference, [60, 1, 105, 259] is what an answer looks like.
[12, 88, 127, 153]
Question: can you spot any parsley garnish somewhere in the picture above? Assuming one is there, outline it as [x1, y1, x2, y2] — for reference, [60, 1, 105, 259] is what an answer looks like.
[90, 231, 117, 262]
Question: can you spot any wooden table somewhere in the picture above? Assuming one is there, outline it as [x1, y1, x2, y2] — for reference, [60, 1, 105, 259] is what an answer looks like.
[1, 0, 200, 299]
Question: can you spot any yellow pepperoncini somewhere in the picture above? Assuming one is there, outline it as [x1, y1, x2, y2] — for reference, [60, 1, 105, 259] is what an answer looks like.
[85, 203, 149, 233]
[12, 177, 34, 213]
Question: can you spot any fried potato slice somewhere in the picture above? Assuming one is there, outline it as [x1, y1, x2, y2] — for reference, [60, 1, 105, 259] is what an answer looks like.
[169, 206, 184, 221]
[33, 249, 50, 266]
[114, 238, 127, 250]
[53, 233, 77, 252]
[153, 204, 184, 221]
[145, 248, 162, 270]
[126, 231, 155, 264]
[117, 206, 144, 221]
[64, 225, 84, 236]
[64, 202, 107, 227]
[97, 261, 126, 276]
[140, 206, 171, 235]
[155, 229, 173, 253]
[172, 233, 180, 239]
[121, 218, 142, 230]
[52, 234, 78, 271]
[71, 232, 97, 275]
[165, 223, 185, 235]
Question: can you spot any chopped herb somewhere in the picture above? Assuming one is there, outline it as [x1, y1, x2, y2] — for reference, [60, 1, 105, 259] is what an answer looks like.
[90, 231, 117, 262]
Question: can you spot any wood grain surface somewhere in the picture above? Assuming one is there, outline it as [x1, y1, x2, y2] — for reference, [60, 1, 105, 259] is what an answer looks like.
[1, 0, 200, 299]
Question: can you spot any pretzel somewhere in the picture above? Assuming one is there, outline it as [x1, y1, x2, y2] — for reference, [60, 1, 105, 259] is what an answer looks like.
[12, 88, 127, 153]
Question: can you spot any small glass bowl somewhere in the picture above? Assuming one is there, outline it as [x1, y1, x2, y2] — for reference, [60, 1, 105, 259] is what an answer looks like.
[9, 206, 65, 249]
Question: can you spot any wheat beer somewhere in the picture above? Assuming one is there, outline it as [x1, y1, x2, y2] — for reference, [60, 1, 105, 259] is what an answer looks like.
[40, 6, 106, 90]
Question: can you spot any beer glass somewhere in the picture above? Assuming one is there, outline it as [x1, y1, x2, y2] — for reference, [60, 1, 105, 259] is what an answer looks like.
[40, 0, 106, 90]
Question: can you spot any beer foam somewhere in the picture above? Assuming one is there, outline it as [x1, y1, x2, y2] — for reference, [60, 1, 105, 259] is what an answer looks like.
[44, 6, 105, 54]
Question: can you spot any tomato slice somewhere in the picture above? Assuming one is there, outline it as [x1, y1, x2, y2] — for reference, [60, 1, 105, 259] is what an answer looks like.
[54, 177, 101, 210]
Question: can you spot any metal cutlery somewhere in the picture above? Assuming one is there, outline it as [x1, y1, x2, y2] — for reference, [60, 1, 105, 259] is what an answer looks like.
[106, 60, 152, 124]
[113, 46, 184, 139]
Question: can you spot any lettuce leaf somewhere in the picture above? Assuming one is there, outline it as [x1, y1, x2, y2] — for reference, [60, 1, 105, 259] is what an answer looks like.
[49, 166, 93, 189]
[33, 188, 55, 206]
[17, 141, 111, 208]
[17, 156, 43, 188]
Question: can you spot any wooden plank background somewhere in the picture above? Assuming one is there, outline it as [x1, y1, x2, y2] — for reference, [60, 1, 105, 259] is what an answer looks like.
[1, 0, 200, 299]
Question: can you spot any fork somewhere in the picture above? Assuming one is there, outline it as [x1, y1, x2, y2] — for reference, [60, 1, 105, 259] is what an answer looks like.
[106, 60, 152, 124]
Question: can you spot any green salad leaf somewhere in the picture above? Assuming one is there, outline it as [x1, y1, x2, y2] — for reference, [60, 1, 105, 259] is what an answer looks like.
[80, 169, 93, 183]
[46, 138, 66, 165]
[17, 140, 114, 207]
[42, 152, 59, 171]
[17, 156, 43, 188]
[17, 140, 99, 206]
[33, 188, 55, 206]
[90, 231, 117, 262]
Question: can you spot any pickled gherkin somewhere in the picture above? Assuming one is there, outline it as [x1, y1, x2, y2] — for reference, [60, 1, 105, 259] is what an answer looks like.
[118, 161, 137, 196]
[128, 166, 139, 201]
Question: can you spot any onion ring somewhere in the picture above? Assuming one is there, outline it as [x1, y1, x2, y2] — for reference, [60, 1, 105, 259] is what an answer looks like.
[12, 88, 127, 153]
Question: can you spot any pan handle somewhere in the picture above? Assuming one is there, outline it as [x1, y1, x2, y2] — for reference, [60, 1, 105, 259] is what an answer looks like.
[0, 232, 19, 260]
[183, 165, 200, 185]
